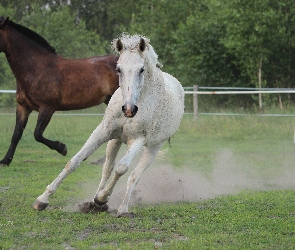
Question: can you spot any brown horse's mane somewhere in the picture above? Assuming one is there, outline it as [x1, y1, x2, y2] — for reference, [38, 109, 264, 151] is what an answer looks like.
[3, 17, 57, 54]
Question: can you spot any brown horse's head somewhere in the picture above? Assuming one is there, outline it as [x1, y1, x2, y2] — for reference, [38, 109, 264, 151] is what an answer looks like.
[0, 17, 9, 52]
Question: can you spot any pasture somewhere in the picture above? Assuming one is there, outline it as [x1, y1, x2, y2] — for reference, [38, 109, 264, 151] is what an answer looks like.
[1, 108, 295, 249]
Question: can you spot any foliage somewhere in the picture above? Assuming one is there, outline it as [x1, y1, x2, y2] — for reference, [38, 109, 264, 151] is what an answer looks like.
[123, 0, 199, 74]
[217, 0, 295, 89]
[21, 5, 106, 59]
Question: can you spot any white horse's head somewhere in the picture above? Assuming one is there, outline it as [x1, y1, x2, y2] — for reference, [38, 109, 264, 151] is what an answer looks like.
[112, 34, 150, 118]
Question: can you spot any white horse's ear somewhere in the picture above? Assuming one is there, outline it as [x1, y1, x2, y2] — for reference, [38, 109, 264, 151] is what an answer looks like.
[116, 39, 123, 53]
[139, 38, 146, 52]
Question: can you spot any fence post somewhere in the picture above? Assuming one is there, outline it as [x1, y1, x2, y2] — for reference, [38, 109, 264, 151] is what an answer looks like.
[193, 85, 198, 120]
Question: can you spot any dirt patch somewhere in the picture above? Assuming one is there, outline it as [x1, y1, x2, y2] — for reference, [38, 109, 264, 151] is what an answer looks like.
[64, 149, 295, 212]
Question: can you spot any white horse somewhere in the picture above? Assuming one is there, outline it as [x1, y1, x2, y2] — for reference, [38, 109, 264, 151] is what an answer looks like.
[33, 34, 184, 217]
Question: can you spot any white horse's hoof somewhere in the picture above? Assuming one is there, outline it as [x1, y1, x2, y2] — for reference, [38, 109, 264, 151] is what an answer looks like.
[33, 200, 49, 211]
[78, 201, 109, 213]
[117, 212, 135, 218]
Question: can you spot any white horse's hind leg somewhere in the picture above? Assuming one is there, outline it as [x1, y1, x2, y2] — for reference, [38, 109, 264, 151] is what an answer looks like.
[33, 123, 112, 211]
[118, 143, 163, 217]
[94, 138, 145, 206]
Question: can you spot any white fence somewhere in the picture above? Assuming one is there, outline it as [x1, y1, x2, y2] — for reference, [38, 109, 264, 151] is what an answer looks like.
[0, 90, 16, 93]
[185, 85, 295, 119]
[2, 87, 295, 119]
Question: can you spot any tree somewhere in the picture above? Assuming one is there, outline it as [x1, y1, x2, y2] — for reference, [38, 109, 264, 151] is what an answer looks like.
[125, 0, 199, 74]
[21, 5, 106, 58]
[217, 0, 295, 109]
[171, 3, 251, 109]
[171, 0, 295, 109]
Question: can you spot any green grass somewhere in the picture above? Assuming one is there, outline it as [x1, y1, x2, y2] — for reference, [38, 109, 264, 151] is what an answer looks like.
[1, 110, 295, 249]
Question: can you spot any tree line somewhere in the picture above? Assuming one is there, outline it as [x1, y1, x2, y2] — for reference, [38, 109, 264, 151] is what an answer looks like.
[1, 0, 295, 109]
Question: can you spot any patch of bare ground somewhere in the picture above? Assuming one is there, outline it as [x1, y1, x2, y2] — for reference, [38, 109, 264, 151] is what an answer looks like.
[64, 149, 295, 214]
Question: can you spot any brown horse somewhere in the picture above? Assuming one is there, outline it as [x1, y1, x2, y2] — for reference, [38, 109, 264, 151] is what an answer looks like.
[0, 17, 119, 166]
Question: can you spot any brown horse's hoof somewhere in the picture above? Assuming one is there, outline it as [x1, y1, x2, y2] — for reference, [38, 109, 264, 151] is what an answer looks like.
[117, 212, 135, 218]
[61, 144, 67, 156]
[57, 143, 67, 156]
[0, 158, 10, 167]
[33, 200, 49, 211]
[61, 148, 67, 156]
[78, 201, 109, 214]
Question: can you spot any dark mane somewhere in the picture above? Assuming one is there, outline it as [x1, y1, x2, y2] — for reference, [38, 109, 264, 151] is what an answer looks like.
[7, 19, 57, 54]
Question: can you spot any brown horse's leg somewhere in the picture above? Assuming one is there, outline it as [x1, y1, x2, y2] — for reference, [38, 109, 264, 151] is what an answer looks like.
[34, 107, 67, 156]
[0, 105, 32, 166]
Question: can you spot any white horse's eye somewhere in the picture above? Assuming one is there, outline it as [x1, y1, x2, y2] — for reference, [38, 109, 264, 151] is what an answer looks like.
[116, 67, 121, 73]
[139, 67, 144, 73]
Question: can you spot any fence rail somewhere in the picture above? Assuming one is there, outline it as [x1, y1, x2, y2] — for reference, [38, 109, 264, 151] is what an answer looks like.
[184, 90, 295, 95]
[0, 90, 16, 93]
[186, 85, 295, 119]
[3, 89, 295, 94]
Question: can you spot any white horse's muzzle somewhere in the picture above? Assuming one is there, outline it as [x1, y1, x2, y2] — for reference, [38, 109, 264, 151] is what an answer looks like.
[122, 102, 138, 118]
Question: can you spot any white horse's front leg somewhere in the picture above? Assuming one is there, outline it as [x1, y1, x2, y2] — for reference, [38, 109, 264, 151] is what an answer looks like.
[118, 143, 163, 217]
[33, 123, 112, 211]
[78, 139, 122, 213]
[96, 139, 122, 193]
[94, 138, 145, 206]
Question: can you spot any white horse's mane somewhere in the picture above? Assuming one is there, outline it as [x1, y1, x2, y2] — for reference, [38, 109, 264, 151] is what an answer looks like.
[111, 33, 162, 68]
[111, 33, 150, 51]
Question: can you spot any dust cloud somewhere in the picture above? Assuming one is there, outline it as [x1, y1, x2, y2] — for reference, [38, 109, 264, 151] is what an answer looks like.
[66, 149, 295, 211]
